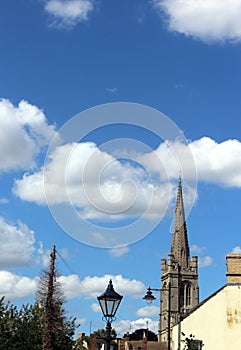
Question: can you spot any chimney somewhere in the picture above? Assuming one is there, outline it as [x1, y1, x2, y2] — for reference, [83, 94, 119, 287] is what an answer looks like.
[226, 254, 241, 284]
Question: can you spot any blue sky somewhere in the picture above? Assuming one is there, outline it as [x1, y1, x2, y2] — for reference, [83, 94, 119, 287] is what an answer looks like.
[1, 0, 241, 337]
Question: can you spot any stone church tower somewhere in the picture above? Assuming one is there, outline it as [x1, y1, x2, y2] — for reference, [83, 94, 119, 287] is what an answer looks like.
[159, 178, 199, 343]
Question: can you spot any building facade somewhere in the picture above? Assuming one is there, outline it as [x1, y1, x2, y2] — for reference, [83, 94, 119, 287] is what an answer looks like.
[171, 254, 241, 350]
[159, 179, 199, 343]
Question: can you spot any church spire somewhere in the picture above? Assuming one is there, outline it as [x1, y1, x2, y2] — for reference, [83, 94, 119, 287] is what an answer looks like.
[171, 177, 190, 268]
[159, 178, 199, 343]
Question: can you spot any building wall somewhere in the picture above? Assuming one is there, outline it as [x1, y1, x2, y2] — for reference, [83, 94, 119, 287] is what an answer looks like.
[171, 285, 241, 350]
[122, 340, 166, 350]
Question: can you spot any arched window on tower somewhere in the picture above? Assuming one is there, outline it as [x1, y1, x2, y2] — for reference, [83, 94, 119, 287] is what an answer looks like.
[161, 282, 168, 310]
[186, 283, 191, 306]
[180, 283, 184, 309]
[180, 282, 192, 311]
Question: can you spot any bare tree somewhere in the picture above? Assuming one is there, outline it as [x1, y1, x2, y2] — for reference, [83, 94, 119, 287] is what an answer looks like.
[37, 245, 75, 350]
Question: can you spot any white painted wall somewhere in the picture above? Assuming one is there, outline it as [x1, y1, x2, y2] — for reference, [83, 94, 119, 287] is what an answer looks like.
[171, 285, 241, 350]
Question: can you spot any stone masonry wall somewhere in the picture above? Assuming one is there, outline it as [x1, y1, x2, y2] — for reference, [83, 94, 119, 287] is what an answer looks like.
[226, 254, 241, 284]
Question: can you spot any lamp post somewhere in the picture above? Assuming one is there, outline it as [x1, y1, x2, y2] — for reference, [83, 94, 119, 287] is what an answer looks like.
[97, 280, 123, 350]
[143, 284, 171, 350]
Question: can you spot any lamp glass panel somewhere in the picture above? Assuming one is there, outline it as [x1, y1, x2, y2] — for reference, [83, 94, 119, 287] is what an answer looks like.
[99, 299, 107, 316]
[112, 299, 121, 316]
[106, 300, 114, 316]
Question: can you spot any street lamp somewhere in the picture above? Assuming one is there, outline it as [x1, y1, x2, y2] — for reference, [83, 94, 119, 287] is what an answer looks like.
[143, 284, 171, 350]
[143, 287, 158, 304]
[97, 280, 123, 350]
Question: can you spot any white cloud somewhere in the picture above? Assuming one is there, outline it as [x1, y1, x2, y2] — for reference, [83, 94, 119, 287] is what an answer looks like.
[58, 274, 146, 299]
[0, 217, 50, 269]
[13, 170, 46, 205]
[0, 272, 146, 302]
[42, 246, 69, 265]
[152, 0, 241, 43]
[109, 246, 130, 258]
[113, 318, 158, 336]
[231, 246, 241, 254]
[106, 87, 118, 94]
[0, 198, 8, 204]
[14, 141, 174, 219]
[0, 217, 37, 268]
[199, 256, 213, 268]
[0, 99, 56, 173]
[13, 136, 241, 221]
[91, 303, 101, 313]
[36, 243, 52, 267]
[76, 317, 87, 325]
[45, 0, 94, 28]
[142, 137, 241, 188]
[0, 271, 38, 301]
[136, 6, 146, 24]
[58, 274, 83, 299]
[174, 83, 184, 89]
[191, 245, 213, 268]
[191, 244, 206, 255]
[189, 137, 241, 187]
[136, 306, 159, 318]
